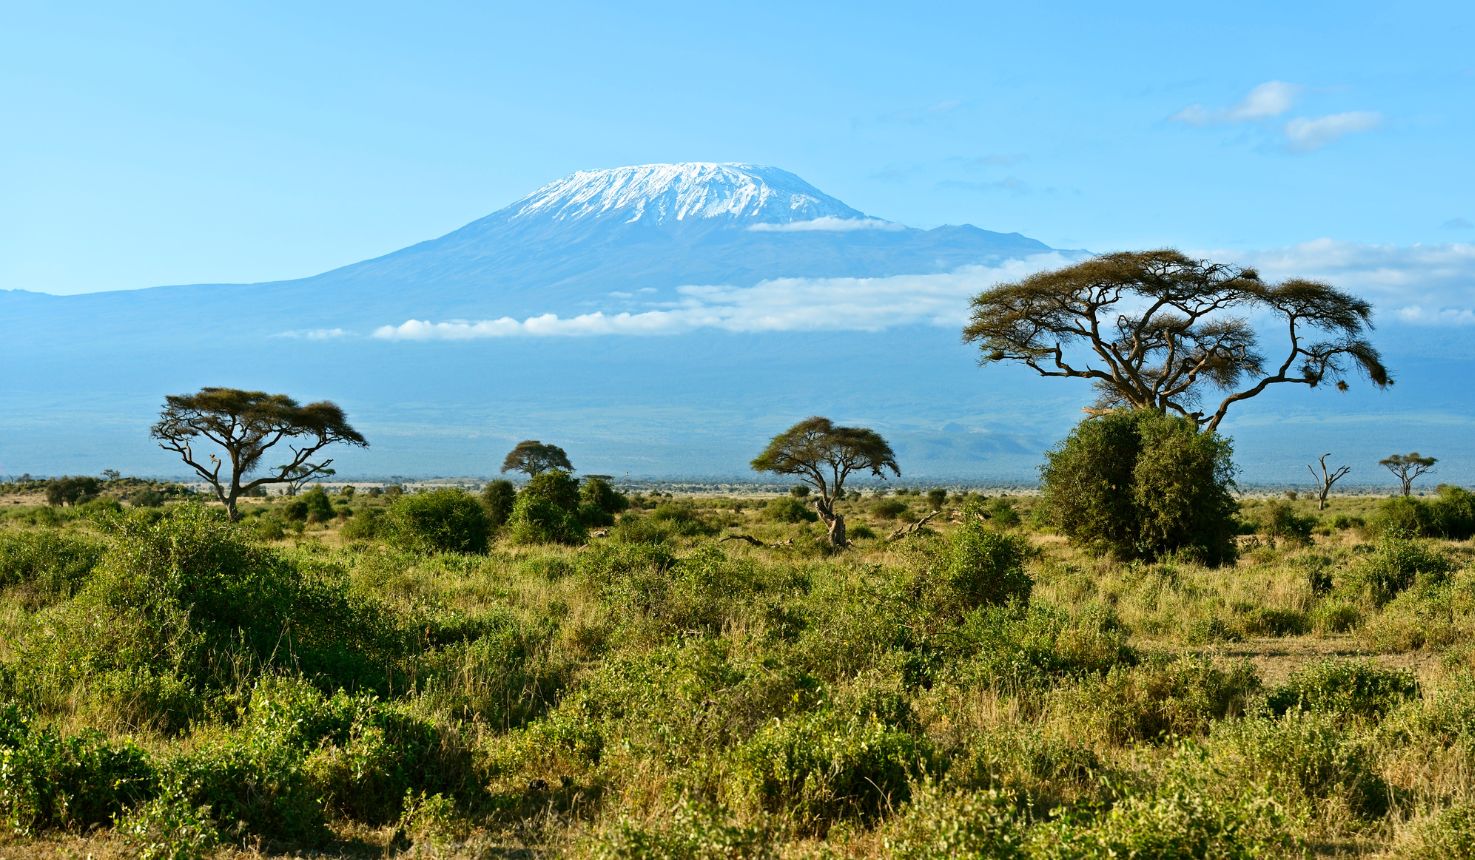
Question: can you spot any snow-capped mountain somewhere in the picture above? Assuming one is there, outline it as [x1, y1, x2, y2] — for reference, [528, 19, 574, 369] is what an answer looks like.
[508, 163, 866, 225]
[1, 163, 1460, 482]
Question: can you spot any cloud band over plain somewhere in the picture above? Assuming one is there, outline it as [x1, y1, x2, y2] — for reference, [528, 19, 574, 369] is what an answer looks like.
[372, 255, 1071, 340]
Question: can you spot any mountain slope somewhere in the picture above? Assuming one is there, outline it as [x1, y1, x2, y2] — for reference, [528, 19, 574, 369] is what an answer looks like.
[2, 162, 1463, 482]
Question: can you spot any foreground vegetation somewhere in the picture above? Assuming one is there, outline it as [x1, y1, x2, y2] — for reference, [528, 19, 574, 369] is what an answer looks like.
[2, 484, 1474, 858]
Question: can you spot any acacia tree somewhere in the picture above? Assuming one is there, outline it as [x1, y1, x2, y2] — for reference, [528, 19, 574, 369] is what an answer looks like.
[963, 250, 1391, 431]
[1308, 454, 1352, 510]
[751, 417, 899, 547]
[501, 440, 572, 478]
[1380, 452, 1436, 497]
[150, 387, 367, 521]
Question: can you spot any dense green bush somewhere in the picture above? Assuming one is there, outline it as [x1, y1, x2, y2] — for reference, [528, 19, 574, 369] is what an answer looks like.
[45, 475, 102, 507]
[764, 496, 818, 524]
[384, 488, 491, 554]
[282, 487, 336, 524]
[1345, 532, 1452, 606]
[588, 801, 774, 859]
[1371, 486, 1475, 540]
[480, 478, 517, 529]
[1197, 710, 1392, 820]
[1267, 660, 1420, 719]
[882, 783, 1026, 859]
[916, 515, 1032, 617]
[507, 470, 586, 545]
[0, 528, 103, 605]
[984, 497, 1022, 527]
[1041, 409, 1238, 565]
[579, 476, 630, 527]
[1256, 500, 1316, 546]
[1057, 656, 1259, 743]
[872, 498, 910, 520]
[729, 708, 932, 831]
[14, 507, 396, 727]
[943, 604, 1135, 690]
[0, 701, 156, 836]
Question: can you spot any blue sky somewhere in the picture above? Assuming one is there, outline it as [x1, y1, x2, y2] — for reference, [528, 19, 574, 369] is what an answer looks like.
[3, 1, 1473, 295]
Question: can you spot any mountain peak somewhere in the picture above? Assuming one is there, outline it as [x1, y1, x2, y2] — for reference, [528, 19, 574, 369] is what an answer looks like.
[507, 162, 866, 226]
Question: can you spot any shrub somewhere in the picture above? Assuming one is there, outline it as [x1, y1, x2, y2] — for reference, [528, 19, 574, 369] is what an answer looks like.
[1404, 802, 1475, 858]
[926, 488, 948, 508]
[882, 783, 1026, 859]
[1057, 656, 1259, 743]
[580, 476, 630, 519]
[985, 497, 1022, 527]
[647, 501, 718, 536]
[764, 496, 817, 524]
[932, 515, 1032, 614]
[508, 496, 586, 546]
[872, 499, 910, 520]
[588, 801, 775, 859]
[729, 708, 932, 832]
[480, 478, 517, 528]
[1041, 409, 1238, 565]
[1430, 484, 1475, 539]
[1371, 495, 1438, 538]
[944, 604, 1136, 690]
[0, 702, 157, 836]
[522, 469, 580, 510]
[1370, 487, 1475, 540]
[1199, 710, 1392, 820]
[384, 488, 490, 554]
[298, 487, 335, 524]
[0, 528, 104, 604]
[15, 507, 395, 726]
[116, 793, 220, 860]
[1072, 773, 1298, 858]
[339, 507, 382, 540]
[1346, 533, 1452, 606]
[789, 485, 810, 498]
[45, 475, 102, 507]
[1256, 500, 1316, 546]
[1266, 660, 1420, 719]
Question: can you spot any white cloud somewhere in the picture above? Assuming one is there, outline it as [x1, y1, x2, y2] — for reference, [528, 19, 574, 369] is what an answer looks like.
[372, 254, 1075, 341]
[274, 327, 348, 340]
[1208, 239, 1475, 325]
[1283, 111, 1382, 151]
[748, 216, 906, 233]
[1172, 80, 1301, 125]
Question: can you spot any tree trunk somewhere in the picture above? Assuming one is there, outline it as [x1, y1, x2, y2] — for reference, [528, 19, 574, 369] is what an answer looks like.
[814, 498, 849, 548]
[826, 513, 848, 548]
[225, 492, 241, 522]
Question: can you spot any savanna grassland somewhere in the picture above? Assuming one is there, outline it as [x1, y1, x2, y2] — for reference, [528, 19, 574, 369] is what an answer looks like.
[2, 482, 1475, 858]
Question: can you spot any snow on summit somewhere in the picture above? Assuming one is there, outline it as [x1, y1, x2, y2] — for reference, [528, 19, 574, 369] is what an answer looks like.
[510, 162, 867, 226]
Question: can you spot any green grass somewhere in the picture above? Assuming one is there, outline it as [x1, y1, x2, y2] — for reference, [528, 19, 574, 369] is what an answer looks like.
[0, 489, 1472, 857]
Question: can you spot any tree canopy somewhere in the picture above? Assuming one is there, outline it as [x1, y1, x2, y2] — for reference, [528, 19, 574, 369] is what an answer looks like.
[1380, 452, 1437, 497]
[150, 387, 367, 520]
[751, 416, 899, 547]
[500, 440, 573, 477]
[963, 250, 1391, 431]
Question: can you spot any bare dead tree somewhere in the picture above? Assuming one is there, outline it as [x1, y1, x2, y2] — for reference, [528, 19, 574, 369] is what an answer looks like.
[887, 509, 942, 542]
[1307, 454, 1351, 510]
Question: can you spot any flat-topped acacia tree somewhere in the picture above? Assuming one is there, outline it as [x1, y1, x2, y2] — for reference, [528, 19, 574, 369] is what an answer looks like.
[150, 387, 367, 521]
[501, 440, 573, 478]
[751, 416, 900, 548]
[963, 250, 1392, 431]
